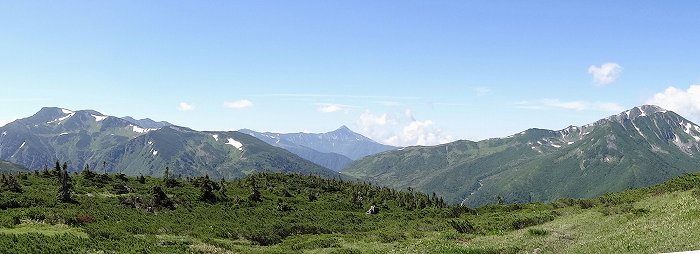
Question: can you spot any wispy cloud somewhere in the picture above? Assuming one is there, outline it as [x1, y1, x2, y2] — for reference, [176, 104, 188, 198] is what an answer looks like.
[646, 85, 700, 122]
[316, 103, 354, 113]
[178, 102, 194, 111]
[588, 62, 622, 86]
[223, 99, 254, 109]
[516, 99, 623, 112]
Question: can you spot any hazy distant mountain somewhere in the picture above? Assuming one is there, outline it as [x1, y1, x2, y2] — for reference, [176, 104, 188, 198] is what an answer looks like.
[343, 105, 700, 206]
[239, 126, 397, 171]
[0, 107, 341, 179]
[121, 116, 172, 129]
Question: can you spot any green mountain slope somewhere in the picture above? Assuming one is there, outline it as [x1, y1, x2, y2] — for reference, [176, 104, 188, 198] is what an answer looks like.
[344, 105, 700, 206]
[0, 160, 28, 174]
[97, 127, 342, 179]
[0, 107, 341, 179]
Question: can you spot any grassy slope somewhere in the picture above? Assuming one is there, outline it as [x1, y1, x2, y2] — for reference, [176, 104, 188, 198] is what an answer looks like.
[0, 160, 28, 174]
[1, 170, 700, 253]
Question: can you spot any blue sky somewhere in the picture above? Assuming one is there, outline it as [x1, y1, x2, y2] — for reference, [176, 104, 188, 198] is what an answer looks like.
[2, 1, 700, 146]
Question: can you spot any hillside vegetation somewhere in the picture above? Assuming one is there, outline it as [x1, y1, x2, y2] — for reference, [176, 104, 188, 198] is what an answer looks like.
[1, 167, 700, 253]
[344, 105, 700, 206]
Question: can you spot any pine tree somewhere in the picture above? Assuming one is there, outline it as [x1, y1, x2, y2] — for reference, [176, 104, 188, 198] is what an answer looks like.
[163, 166, 178, 188]
[52, 161, 61, 177]
[6, 175, 22, 193]
[217, 178, 228, 201]
[200, 177, 217, 203]
[82, 163, 95, 179]
[151, 186, 173, 209]
[57, 163, 73, 203]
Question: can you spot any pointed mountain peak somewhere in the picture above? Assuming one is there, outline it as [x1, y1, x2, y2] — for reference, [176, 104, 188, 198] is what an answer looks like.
[334, 125, 352, 132]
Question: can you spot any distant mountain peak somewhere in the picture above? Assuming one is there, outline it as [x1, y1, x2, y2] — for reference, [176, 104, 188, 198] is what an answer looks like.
[121, 116, 172, 129]
[604, 105, 671, 124]
[335, 125, 351, 131]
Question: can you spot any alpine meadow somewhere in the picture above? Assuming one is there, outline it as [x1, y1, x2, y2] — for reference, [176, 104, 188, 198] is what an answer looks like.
[2, 1, 700, 253]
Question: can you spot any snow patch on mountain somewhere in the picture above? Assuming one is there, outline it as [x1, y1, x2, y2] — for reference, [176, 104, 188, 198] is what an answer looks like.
[226, 138, 243, 150]
[47, 112, 75, 124]
[130, 125, 154, 134]
[212, 135, 218, 141]
[92, 115, 107, 122]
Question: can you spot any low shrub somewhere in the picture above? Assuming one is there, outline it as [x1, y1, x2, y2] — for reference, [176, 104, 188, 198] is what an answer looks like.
[449, 220, 476, 234]
[528, 228, 549, 236]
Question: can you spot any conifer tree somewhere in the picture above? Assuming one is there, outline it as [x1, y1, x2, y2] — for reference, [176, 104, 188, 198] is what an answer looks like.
[151, 186, 173, 209]
[200, 177, 217, 203]
[217, 178, 228, 200]
[163, 166, 178, 188]
[6, 175, 22, 193]
[58, 163, 73, 203]
[52, 161, 61, 176]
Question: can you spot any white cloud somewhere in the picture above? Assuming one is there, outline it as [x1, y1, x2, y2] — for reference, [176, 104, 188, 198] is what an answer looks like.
[178, 102, 194, 111]
[588, 62, 622, 86]
[404, 109, 416, 121]
[357, 110, 453, 147]
[646, 85, 700, 122]
[516, 99, 624, 112]
[316, 103, 353, 113]
[223, 99, 253, 109]
[359, 111, 392, 127]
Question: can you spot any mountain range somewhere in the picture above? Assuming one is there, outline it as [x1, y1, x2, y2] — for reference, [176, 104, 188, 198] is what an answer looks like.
[4, 105, 700, 207]
[343, 105, 700, 206]
[0, 107, 342, 179]
[239, 126, 397, 171]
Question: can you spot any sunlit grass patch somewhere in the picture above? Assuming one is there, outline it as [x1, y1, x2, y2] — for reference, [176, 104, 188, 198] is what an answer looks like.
[0, 220, 88, 238]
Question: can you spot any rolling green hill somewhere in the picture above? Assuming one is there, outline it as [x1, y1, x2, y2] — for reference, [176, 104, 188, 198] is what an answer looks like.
[344, 105, 700, 206]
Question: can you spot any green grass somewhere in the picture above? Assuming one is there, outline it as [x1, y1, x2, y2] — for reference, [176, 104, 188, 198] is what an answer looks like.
[0, 221, 88, 238]
[2, 170, 700, 253]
